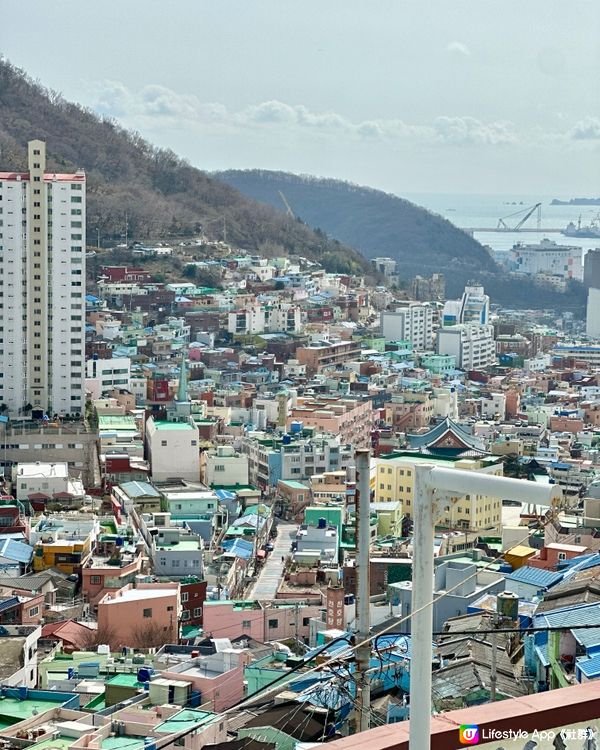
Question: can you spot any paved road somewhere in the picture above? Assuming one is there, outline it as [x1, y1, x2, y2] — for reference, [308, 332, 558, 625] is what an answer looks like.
[248, 523, 296, 600]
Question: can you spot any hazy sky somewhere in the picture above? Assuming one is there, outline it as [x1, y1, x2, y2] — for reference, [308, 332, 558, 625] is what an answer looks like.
[2, 0, 599, 195]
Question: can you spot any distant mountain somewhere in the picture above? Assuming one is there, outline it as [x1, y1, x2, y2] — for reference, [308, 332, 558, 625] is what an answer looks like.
[0, 60, 368, 276]
[216, 170, 498, 295]
[218, 170, 587, 311]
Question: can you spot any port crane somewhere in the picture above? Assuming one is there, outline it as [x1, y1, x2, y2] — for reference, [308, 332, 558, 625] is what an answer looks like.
[497, 202, 542, 231]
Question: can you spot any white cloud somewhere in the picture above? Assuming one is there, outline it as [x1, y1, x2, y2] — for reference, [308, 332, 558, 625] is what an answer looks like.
[569, 117, 600, 141]
[91, 80, 518, 147]
[433, 116, 517, 146]
[445, 41, 471, 57]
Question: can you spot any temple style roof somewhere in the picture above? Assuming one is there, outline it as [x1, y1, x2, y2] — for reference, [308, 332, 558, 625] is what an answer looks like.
[407, 417, 486, 456]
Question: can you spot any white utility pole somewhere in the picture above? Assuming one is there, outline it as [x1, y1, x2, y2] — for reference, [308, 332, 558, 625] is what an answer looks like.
[355, 449, 372, 733]
[409, 465, 562, 750]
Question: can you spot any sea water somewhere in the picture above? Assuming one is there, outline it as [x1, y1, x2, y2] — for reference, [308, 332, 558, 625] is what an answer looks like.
[403, 192, 600, 257]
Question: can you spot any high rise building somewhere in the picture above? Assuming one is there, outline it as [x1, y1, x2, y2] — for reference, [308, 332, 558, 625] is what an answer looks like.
[381, 302, 434, 350]
[442, 284, 490, 327]
[0, 140, 86, 416]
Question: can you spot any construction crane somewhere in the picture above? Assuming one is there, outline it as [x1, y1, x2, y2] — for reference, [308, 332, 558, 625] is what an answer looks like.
[278, 190, 295, 218]
[497, 202, 542, 231]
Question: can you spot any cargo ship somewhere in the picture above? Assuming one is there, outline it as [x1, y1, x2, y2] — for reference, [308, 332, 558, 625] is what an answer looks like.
[562, 214, 600, 239]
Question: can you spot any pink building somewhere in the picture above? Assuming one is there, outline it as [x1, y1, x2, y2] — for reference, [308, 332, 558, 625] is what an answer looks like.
[549, 415, 584, 433]
[160, 650, 251, 711]
[288, 396, 373, 448]
[202, 600, 323, 642]
[97, 582, 180, 649]
[82, 553, 144, 610]
[528, 542, 589, 570]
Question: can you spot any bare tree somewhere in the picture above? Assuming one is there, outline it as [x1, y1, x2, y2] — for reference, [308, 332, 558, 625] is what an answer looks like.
[78, 624, 119, 651]
[130, 621, 176, 649]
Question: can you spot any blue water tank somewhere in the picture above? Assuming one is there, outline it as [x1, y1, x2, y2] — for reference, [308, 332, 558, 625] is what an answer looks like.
[290, 420, 303, 433]
[18, 687, 27, 700]
[282, 434, 292, 445]
[318, 517, 327, 529]
[137, 667, 153, 683]
[189, 691, 202, 707]
[115, 536, 124, 547]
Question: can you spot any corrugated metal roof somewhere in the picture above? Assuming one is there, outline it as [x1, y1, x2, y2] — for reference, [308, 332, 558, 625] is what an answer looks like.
[119, 481, 160, 499]
[577, 653, 600, 678]
[0, 539, 33, 564]
[536, 601, 600, 630]
[506, 566, 563, 589]
[0, 597, 20, 613]
[535, 643, 550, 668]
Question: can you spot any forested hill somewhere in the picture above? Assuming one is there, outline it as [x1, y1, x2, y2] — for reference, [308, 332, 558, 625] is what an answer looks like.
[0, 60, 367, 275]
[216, 170, 498, 291]
[217, 170, 587, 311]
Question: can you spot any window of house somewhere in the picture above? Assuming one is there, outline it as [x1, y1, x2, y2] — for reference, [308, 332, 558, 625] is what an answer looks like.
[193, 607, 201, 617]
[181, 591, 189, 602]
[242, 619, 251, 629]
[143, 608, 152, 618]
[181, 610, 190, 621]
[90, 575, 102, 585]
[303, 617, 310, 626]
[167, 606, 174, 612]
[268, 618, 278, 628]
[29, 607, 39, 617]
[161, 440, 167, 447]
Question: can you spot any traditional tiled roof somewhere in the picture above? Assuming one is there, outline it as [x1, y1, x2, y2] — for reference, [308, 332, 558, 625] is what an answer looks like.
[407, 417, 486, 455]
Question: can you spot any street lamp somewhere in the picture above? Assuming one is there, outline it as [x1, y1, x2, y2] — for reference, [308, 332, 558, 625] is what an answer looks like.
[409, 464, 562, 750]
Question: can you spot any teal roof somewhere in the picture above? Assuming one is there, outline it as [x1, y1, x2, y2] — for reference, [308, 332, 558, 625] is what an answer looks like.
[406, 417, 485, 453]
[119, 481, 160, 499]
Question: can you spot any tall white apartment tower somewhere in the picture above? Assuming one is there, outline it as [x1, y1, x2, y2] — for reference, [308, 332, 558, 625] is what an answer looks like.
[0, 140, 86, 416]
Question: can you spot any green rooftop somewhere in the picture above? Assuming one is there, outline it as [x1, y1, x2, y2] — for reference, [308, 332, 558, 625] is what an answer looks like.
[155, 709, 216, 734]
[29, 738, 73, 750]
[102, 737, 145, 750]
[153, 421, 195, 430]
[98, 416, 138, 431]
[106, 673, 145, 688]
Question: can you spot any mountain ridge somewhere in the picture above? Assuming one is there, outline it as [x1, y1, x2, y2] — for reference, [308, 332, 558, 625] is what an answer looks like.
[0, 59, 368, 276]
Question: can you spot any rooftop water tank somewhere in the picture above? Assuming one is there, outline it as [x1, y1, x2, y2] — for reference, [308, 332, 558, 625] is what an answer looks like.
[282, 434, 292, 445]
[497, 591, 519, 622]
[290, 420, 303, 434]
[318, 517, 327, 529]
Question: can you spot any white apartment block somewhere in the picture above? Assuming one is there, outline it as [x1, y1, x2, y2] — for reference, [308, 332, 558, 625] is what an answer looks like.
[437, 324, 495, 371]
[381, 303, 433, 351]
[510, 240, 583, 281]
[85, 357, 132, 395]
[0, 140, 85, 416]
[205, 445, 249, 487]
[228, 302, 303, 336]
[146, 416, 200, 482]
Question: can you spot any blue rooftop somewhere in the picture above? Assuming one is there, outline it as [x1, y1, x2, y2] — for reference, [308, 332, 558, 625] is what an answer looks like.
[577, 653, 600, 678]
[505, 566, 563, 590]
[0, 538, 33, 565]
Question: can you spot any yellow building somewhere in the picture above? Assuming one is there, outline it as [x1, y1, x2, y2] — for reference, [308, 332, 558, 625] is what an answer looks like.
[33, 536, 92, 575]
[371, 501, 403, 537]
[375, 452, 503, 531]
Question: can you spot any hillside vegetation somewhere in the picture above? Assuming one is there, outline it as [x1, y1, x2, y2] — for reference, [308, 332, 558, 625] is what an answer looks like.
[0, 60, 366, 275]
[217, 170, 587, 312]
[217, 170, 497, 291]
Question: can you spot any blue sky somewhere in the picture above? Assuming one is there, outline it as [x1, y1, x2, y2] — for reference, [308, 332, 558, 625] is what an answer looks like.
[2, 0, 599, 194]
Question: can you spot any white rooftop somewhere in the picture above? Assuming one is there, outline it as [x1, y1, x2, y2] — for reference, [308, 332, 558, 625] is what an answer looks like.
[102, 588, 178, 604]
[18, 462, 69, 478]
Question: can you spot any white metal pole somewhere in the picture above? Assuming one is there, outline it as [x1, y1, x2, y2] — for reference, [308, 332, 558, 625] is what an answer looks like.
[408, 465, 562, 750]
[409, 463, 436, 750]
[355, 448, 372, 733]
